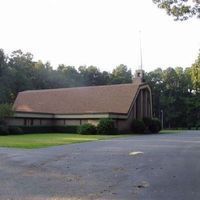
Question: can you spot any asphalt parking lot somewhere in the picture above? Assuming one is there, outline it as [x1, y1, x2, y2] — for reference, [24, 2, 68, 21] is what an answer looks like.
[0, 130, 200, 200]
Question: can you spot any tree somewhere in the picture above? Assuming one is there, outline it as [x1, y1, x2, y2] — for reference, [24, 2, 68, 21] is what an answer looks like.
[58, 65, 81, 87]
[191, 53, 200, 93]
[184, 67, 193, 93]
[0, 49, 11, 104]
[8, 50, 35, 98]
[153, 0, 200, 20]
[0, 104, 13, 125]
[162, 67, 187, 127]
[163, 67, 179, 91]
[0, 49, 7, 76]
[145, 68, 164, 118]
[111, 64, 132, 84]
[101, 71, 111, 85]
[78, 66, 106, 86]
[145, 66, 195, 128]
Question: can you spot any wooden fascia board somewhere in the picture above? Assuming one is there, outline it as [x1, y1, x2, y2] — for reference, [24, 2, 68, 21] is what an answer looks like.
[14, 112, 127, 119]
[14, 112, 54, 119]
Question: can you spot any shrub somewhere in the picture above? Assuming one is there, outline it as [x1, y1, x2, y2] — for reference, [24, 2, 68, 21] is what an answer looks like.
[19, 126, 54, 134]
[143, 117, 152, 132]
[0, 126, 10, 135]
[78, 123, 97, 135]
[143, 117, 152, 127]
[97, 118, 116, 135]
[9, 127, 24, 135]
[149, 118, 161, 133]
[0, 119, 5, 125]
[187, 123, 192, 130]
[195, 123, 200, 130]
[132, 119, 145, 134]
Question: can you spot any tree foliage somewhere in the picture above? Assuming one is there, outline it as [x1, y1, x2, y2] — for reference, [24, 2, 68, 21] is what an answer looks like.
[153, 0, 200, 20]
[0, 49, 133, 105]
[191, 53, 200, 93]
[0, 104, 13, 125]
[145, 63, 200, 128]
[111, 64, 132, 84]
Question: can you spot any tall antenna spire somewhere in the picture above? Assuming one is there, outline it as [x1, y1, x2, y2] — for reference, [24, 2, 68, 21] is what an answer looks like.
[139, 30, 143, 70]
[133, 30, 145, 84]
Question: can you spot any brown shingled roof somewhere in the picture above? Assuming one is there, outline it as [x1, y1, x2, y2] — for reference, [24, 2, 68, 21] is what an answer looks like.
[13, 83, 141, 115]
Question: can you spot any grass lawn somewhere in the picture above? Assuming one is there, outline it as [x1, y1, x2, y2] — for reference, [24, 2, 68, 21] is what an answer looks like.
[0, 130, 187, 149]
[0, 133, 124, 149]
[160, 130, 182, 134]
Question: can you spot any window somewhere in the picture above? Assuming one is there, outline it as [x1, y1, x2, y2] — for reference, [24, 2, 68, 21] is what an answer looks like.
[24, 119, 34, 126]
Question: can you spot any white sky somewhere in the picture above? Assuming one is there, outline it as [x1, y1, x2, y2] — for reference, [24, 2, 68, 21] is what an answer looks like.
[0, 0, 200, 72]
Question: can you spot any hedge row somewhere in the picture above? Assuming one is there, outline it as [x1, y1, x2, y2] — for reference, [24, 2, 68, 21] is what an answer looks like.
[0, 125, 79, 135]
[0, 118, 117, 135]
[0, 126, 24, 135]
[0, 118, 162, 135]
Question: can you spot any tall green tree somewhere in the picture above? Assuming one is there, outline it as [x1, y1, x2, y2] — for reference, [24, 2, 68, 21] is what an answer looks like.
[191, 53, 200, 93]
[58, 65, 81, 87]
[78, 66, 107, 86]
[0, 49, 13, 104]
[145, 66, 197, 128]
[8, 50, 35, 97]
[145, 68, 164, 117]
[0, 49, 7, 76]
[153, 0, 200, 20]
[0, 104, 13, 125]
[111, 64, 132, 84]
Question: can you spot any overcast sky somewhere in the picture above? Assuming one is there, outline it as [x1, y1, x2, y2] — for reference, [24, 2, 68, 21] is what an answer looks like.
[1, 0, 200, 72]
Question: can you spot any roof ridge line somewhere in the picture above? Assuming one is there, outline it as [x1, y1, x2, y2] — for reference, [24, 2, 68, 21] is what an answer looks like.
[20, 83, 141, 93]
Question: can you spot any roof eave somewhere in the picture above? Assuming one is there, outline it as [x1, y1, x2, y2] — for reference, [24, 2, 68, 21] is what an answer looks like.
[14, 111, 128, 119]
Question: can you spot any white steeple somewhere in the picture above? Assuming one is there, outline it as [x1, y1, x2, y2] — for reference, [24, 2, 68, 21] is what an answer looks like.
[133, 30, 145, 84]
[139, 30, 143, 70]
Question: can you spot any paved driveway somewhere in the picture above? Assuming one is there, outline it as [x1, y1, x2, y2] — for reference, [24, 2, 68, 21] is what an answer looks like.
[0, 131, 200, 200]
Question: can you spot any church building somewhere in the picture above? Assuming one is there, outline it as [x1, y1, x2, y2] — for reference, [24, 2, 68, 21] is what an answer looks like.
[8, 69, 152, 132]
